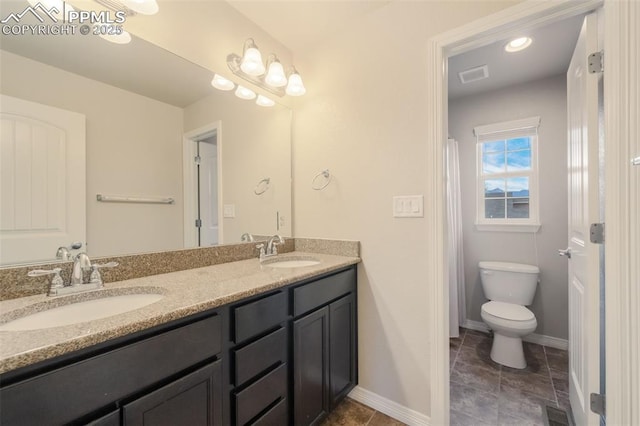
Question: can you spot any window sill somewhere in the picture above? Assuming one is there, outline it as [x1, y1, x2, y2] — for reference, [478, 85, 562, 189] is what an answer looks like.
[475, 223, 541, 233]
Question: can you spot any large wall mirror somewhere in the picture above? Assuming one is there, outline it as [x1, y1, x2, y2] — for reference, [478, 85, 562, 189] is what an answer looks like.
[0, 2, 292, 266]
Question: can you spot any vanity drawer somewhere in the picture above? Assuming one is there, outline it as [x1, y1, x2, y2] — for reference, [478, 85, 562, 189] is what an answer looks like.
[234, 363, 287, 426]
[252, 397, 288, 426]
[293, 268, 356, 317]
[233, 291, 287, 343]
[234, 327, 287, 386]
[0, 313, 221, 426]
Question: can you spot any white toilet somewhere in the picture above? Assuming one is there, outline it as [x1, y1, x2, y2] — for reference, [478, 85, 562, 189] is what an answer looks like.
[479, 261, 540, 369]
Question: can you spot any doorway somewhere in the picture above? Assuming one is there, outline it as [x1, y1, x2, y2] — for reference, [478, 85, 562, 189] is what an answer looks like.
[424, 1, 612, 425]
[446, 14, 583, 425]
[183, 122, 222, 248]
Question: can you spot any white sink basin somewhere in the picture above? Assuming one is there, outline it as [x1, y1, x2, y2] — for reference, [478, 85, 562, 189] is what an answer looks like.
[262, 256, 321, 269]
[0, 293, 164, 331]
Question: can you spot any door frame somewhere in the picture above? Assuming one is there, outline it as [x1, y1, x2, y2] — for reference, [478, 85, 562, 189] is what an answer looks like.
[426, 0, 639, 424]
[183, 121, 222, 248]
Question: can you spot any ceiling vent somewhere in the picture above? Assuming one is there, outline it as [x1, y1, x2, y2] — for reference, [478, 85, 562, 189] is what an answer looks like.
[458, 65, 489, 84]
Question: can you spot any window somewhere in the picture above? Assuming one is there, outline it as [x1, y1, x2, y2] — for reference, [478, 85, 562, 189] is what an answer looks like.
[474, 117, 540, 232]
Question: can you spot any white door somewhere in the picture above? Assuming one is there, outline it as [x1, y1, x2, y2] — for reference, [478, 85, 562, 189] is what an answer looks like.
[566, 12, 602, 426]
[0, 95, 86, 265]
[198, 139, 218, 246]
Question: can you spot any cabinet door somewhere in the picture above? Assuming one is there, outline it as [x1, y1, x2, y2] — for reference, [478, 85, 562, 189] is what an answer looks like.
[329, 293, 356, 407]
[123, 361, 222, 426]
[293, 306, 329, 426]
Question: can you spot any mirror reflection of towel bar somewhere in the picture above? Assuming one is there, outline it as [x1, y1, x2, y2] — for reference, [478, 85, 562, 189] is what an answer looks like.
[96, 194, 175, 204]
[254, 178, 270, 195]
[311, 169, 331, 191]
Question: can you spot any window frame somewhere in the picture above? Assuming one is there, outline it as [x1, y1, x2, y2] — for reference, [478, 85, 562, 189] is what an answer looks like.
[474, 117, 541, 232]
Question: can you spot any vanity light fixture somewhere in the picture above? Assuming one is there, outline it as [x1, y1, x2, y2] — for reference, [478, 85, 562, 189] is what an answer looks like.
[239, 39, 266, 76]
[256, 95, 275, 107]
[211, 74, 235, 91]
[264, 55, 288, 88]
[235, 85, 257, 100]
[505, 36, 532, 53]
[286, 67, 306, 96]
[227, 38, 306, 97]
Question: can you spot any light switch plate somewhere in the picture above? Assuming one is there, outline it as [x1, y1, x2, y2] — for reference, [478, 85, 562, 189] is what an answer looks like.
[393, 195, 424, 218]
[223, 204, 235, 218]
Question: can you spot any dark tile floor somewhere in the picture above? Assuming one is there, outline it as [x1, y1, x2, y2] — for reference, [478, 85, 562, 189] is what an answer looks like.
[450, 328, 570, 426]
[321, 398, 406, 426]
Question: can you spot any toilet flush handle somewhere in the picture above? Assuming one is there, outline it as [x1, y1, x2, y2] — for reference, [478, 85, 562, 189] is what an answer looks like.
[558, 247, 572, 259]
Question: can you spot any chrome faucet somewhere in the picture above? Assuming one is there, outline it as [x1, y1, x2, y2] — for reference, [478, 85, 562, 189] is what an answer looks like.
[267, 235, 285, 255]
[56, 242, 83, 261]
[241, 233, 255, 242]
[28, 257, 119, 297]
[256, 235, 285, 261]
[71, 253, 92, 285]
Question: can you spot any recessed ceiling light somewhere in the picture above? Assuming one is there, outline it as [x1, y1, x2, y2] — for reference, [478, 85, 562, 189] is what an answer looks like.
[505, 37, 532, 53]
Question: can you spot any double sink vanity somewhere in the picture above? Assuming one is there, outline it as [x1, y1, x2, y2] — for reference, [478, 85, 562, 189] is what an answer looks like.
[0, 239, 360, 426]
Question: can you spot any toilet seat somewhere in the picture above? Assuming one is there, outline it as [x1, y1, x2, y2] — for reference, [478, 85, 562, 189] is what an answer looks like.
[481, 301, 534, 322]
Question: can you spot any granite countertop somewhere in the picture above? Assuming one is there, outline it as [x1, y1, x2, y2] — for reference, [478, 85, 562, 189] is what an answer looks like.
[0, 251, 359, 375]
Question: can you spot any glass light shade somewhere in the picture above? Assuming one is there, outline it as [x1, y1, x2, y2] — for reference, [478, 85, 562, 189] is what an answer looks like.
[264, 60, 287, 87]
[121, 0, 159, 15]
[240, 47, 265, 76]
[99, 30, 132, 44]
[505, 37, 532, 53]
[256, 95, 275, 107]
[235, 85, 256, 100]
[211, 74, 235, 91]
[286, 72, 306, 96]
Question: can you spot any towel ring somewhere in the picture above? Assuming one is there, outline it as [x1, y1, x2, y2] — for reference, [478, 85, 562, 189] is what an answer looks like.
[311, 169, 332, 191]
[254, 177, 270, 195]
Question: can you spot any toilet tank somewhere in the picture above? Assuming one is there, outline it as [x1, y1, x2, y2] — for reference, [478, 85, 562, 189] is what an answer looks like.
[479, 261, 540, 305]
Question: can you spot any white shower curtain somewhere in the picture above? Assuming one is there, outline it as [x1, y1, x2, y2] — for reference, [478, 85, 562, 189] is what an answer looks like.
[447, 138, 466, 338]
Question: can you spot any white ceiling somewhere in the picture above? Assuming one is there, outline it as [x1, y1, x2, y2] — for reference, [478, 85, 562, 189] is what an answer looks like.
[226, 0, 391, 56]
[448, 14, 585, 100]
[1, 1, 585, 106]
[225, 1, 584, 100]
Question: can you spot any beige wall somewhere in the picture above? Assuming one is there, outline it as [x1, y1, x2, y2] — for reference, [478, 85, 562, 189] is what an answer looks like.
[183, 92, 292, 243]
[291, 0, 522, 417]
[0, 51, 184, 257]
[449, 75, 569, 340]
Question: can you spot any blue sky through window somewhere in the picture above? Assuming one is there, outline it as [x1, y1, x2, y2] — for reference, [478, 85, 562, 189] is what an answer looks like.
[481, 137, 532, 219]
[482, 137, 532, 174]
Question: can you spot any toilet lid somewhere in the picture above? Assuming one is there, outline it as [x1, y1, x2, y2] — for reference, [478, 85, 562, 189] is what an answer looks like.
[482, 301, 534, 321]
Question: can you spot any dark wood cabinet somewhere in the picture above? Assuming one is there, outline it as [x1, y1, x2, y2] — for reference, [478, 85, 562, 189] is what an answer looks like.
[0, 265, 357, 426]
[123, 361, 223, 426]
[293, 306, 330, 426]
[0, 313, 222, 426]
[292, 269, 358, 426]
[329, 293, 356, 406]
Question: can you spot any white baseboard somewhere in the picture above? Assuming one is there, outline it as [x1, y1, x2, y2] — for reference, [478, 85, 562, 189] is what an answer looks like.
[348, 386, 430, 426]
[462, 319, 569, 350]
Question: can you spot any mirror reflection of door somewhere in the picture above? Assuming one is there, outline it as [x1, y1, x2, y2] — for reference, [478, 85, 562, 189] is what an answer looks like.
[195, 133, 218, 246]
[0, 95, 86, 265]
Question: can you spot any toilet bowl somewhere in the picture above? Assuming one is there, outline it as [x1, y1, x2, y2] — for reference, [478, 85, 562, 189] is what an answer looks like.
[479, 261, 540, 369]
[481, 301, 537, 369]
